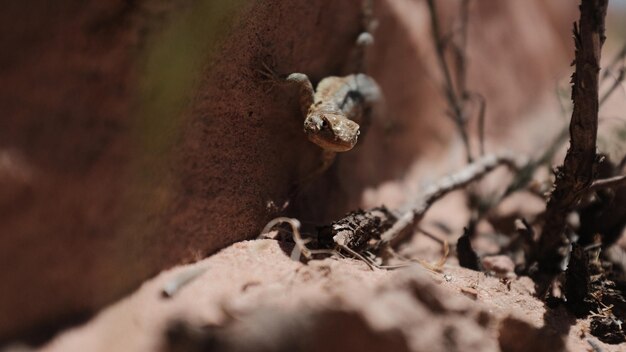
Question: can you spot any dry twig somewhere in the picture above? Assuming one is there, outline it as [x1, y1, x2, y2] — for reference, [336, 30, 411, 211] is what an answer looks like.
[426, 0, 474, 162]
[588, 174, 626, 192]
[380, 152, 525, 248]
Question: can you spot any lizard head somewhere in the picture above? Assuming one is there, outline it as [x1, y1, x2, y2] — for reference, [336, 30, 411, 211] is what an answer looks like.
[303, 112, 360, 152]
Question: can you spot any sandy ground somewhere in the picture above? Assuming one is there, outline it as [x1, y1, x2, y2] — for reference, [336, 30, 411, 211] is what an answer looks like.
[30, 238, 620, 352]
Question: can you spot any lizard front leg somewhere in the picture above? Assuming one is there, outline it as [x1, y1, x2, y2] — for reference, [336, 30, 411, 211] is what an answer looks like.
[286, 73, 315, 117]
[258, 63, 315, 116]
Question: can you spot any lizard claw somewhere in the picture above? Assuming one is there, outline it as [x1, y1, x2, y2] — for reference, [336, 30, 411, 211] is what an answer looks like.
[257, 60, 284, 94]
[257, 60, 281, 81]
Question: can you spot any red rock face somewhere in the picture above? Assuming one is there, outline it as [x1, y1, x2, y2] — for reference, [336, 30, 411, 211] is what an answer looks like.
[0, 0, 140, 342]
[0, 0, 575, 343]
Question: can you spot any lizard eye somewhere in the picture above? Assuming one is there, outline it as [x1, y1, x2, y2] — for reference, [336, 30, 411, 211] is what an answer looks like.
[321, 117, 329, 128]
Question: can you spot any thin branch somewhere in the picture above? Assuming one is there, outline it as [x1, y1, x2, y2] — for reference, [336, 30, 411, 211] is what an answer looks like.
[380, 152, 525, 248]
[502, 127, 568, 199]
[501, 49, 622, 200]
[471, 92, 486, 156]
[599, 66, 625, 105]
[416, 226, 447, 245]
[417, 226, 450, 269]
[589, 174, 626, 191]
[426, 0, 473, 163]
[455, 0, 470, 98]
[601, 43, 626, 80]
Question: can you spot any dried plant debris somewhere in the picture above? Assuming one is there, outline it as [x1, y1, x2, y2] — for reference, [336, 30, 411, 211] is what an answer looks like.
[589, 314, 625, 344]
[317, 207, 397, 253]
[262, 153, 520, 271]
[260, 208, 408, 270]
[559, 243, 626, 343]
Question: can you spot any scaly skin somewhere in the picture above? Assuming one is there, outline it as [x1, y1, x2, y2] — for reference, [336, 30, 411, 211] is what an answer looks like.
[288, 73, 381, 153]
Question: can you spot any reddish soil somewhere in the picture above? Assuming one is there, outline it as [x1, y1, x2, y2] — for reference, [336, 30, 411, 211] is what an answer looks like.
[34, 240, 622, 352]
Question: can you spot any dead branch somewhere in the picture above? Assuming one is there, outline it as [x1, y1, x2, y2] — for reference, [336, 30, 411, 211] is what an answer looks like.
[537, 0, 608, 273]
[380, 152, 525, 248]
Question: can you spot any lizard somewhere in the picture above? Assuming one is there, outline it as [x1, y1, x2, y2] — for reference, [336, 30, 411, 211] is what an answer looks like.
[285, 70, 381, 176]
[259, 1, 381, 180]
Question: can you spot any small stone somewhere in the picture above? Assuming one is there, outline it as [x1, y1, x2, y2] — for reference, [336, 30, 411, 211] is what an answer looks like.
[481, 255, 515, 277]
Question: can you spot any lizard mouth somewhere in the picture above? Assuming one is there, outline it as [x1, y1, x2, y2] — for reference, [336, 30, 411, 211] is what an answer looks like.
[304, 113, 360, 152]
[307, 133, 357, 152]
